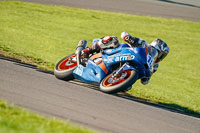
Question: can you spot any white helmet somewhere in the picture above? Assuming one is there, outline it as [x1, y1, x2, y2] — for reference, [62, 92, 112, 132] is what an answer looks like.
[150, 39, 169, 62]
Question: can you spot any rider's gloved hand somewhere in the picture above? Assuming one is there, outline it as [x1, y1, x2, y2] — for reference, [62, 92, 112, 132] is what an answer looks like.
[121, 32, 135, 45]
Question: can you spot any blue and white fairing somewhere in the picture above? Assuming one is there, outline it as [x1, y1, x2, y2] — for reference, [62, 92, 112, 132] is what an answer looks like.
[73, 43, 152, 83]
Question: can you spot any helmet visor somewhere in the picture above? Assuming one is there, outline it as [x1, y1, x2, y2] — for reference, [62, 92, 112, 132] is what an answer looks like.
[157, 51, 167, 61]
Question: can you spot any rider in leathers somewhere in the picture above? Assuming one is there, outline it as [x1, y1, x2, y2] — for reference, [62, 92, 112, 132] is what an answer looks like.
[76, 32, 169, 85]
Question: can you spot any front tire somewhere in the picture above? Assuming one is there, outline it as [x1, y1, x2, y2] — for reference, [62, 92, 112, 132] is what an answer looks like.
[100, 70, 138, 94]
[54, 53, 77, 80]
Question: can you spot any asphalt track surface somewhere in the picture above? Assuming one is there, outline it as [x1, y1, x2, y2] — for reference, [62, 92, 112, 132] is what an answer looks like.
[1, 58, 200, 133]
[1, 0, 200, 133]
[16, 0, 200, 22]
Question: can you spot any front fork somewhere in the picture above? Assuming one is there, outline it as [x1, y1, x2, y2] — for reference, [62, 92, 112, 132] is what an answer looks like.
[112, 62, 135, 78]
[75, 40, 87, 65]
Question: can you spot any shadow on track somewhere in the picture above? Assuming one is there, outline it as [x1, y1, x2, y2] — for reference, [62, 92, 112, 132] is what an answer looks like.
[1, 54, 200, 119]
[157, 0, 200, 8]
[114, 93, 200, 118]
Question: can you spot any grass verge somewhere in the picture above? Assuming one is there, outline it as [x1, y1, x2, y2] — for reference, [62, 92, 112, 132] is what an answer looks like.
[0, 1, 200, 116]
[0, 100, 98, 133]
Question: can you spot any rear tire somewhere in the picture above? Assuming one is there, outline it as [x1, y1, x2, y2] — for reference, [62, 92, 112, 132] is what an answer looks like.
[100, 70, 138, 94]
[54, 53, 77, 80]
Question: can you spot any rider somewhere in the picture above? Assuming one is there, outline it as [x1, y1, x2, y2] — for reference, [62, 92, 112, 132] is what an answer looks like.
[76, 32, 169, 85]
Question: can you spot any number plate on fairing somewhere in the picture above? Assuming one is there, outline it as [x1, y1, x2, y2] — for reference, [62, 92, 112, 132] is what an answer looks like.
[147, 54, 153, 68]
[74, 65, 84, 76]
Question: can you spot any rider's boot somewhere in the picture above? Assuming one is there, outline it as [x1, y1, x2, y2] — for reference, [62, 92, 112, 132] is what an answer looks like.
[141, 77, 150, 85]
[121, 32, 135, 45]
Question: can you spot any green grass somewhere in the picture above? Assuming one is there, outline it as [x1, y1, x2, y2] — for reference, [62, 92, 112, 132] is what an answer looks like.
[0, 100, 98, 133]
[0, 0, 200, 117]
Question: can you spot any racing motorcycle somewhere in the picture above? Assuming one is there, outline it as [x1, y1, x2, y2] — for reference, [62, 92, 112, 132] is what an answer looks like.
[54, 42, 152, 94]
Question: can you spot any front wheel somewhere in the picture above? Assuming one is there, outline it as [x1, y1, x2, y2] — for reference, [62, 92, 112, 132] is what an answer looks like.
[54, 53, 77, 80]
[100, 70, 138, 94]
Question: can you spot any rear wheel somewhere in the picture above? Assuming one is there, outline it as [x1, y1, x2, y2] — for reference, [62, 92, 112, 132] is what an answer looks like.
[54, 53, 77, 80]
[100, 70, 138, 94]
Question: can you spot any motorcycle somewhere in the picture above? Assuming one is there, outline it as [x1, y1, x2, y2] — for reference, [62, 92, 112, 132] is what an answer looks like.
[54, 42, 152, 94]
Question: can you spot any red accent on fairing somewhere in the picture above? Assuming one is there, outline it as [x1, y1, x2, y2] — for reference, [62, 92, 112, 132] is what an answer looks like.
[145, 45, 148, 55]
